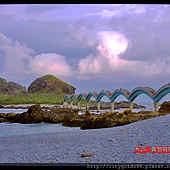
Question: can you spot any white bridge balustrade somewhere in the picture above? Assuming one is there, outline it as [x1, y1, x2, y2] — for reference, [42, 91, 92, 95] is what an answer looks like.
[63, 83, 170, 112]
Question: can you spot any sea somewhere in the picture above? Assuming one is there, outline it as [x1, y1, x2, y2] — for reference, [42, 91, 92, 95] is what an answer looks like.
[0, 101, 155, 137]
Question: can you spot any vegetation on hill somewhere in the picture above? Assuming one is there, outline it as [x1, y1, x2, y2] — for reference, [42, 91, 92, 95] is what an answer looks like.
[0, 78, 7, 83]
[0, 92, 66, 105]
[42, 74, 68, 85]
[0, 74, 77, 105]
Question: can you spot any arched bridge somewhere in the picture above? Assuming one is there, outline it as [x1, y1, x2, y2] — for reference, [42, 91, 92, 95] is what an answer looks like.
[63, 83, 170, 112]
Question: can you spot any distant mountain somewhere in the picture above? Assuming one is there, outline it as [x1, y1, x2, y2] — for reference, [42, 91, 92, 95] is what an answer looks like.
[0, 78, 27, 95]
[28, 74, 76, 94]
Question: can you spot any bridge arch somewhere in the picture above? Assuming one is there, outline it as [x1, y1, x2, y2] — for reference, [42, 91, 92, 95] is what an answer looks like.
[70, 94, 77, 102]
[96, 92, 111, 102]
[77, 93, 85, 102]
[129, 89, 155, 102]
[63, 95, 69, 102]
[110, 91, 129, 102]
[86, 92, 97, 102]
[154, 87, 170, 102]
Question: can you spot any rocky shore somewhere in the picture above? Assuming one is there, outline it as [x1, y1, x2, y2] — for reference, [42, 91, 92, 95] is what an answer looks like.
[0, 113, 170, 163]
[0, 101, 169, 129]
[0, 101, 169, 164]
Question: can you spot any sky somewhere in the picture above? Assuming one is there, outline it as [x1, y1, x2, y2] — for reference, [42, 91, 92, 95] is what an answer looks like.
[0, 4, 170, 103]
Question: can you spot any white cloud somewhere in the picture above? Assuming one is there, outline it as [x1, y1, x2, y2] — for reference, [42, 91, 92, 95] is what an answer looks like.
[0, 32, 73, 81]
[29, 53, 73, 77]
[0, 31, 34, 76]
[77, 30, 130, 76]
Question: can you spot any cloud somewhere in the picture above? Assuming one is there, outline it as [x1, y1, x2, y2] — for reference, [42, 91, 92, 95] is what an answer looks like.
[77, 30, 131, 77]
[0, 31, 34, 76]
[1, 4, 170, 91]
[0, 32, 73, 83]
[29, 53, 73, 77]
[66, 4, 170, 84]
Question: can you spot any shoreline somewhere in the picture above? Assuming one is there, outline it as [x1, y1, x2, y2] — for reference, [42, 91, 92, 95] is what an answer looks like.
[0, 114, 169, 163]
[1, 103, 150, 111]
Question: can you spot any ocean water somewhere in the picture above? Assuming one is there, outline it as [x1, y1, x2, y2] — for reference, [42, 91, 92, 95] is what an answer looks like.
[0, 122, 80, 137]
[0, 108, 28, 114]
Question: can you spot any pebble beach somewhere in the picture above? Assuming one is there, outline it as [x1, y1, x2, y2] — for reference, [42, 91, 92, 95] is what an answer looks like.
[0, 113, 170, 165]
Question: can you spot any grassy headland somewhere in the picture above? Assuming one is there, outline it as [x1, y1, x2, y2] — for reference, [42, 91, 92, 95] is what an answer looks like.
[0, 92, 65, 105]
[0, 92, 86, 105]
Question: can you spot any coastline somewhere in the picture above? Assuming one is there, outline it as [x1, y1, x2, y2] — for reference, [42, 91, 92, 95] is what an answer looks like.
[1, 104, 63, 109]
[1, 102, 149, 111]
[0, 113, 169, 163]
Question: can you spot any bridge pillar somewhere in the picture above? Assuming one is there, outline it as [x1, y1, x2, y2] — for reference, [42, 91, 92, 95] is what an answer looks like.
[111, 102, 114, 112]
[129, 102, 133, 112]
[77, 101, 80, 109]
[63, 102, 68, 108]
[154, 102, 159, 112]
[86, 101, 90, 111]
[97, 101, 100, 112]
[70, 101, 73, 108]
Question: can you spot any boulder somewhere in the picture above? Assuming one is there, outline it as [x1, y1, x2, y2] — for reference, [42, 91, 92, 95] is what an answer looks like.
[158, 101, 170, 113]
[2, 105, 79, 124]
[81, 151, 93, 157]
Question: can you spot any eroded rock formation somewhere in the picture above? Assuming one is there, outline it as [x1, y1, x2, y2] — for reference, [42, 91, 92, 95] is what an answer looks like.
[28, 74, 76, 94]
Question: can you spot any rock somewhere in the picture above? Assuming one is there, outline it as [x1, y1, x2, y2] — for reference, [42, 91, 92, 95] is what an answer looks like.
[0, 113, 7, 122]
[109, 138, 114, 141]
[85, 159, 90, 162]
[6, 112, 18, 122]
[14, 104, 44, 124]
[81, 151, 93, 157]
[123, 109, 132, 115]
[88, 101, 145, 110]
[158, 101, 170, 113]
[28, 74, 76, 94]
[2, 105, 79, 124]
[1, 103, 166, 130]
[85, 110, 94, 119]
[45, 108, 79, 124]
[62, 114, 86, 127]
[0, 80, 26, 95]
[0, 113, 6, 119]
